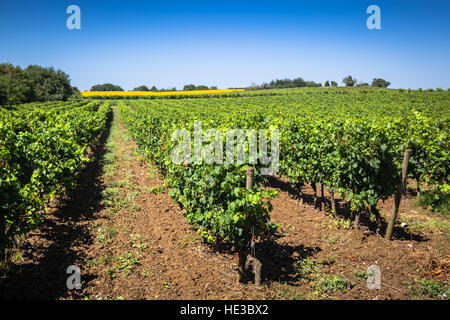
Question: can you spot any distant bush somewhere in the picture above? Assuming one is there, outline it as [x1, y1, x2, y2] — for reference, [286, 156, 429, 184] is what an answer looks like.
[417, 189, 450, 216]
[183, 84, 212, 91]
[133, 85, 150, 91]
[90, 83, 124, 91]
[343, 76, 356, 87]
[371, 78, 391, 88]
[70, 86, 82, 99]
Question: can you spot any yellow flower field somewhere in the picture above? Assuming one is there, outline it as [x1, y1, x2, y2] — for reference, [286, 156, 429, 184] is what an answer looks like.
[81, 89, 245, 97]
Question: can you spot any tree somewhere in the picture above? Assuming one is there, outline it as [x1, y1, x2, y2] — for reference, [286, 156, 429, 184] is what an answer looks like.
[90, 83, 124, 91]
[183, 84, 197, 91]
[0, 63, 73, 105]
[343, 76, 356, 87]
[0, 64, 32, 105]
[306, 81, 321, 87]
[210, 86, 218, 90]
[324, 80, 330, 87]
[71, 86, 82, 99]
[133, 85, 150, 91]
[356, 82, 369, 87]
[23, 65, 73, 101]
[371, 78, 391, 88]
[292, 77, 307, 87]
[331, 81, 338, 87]
[196, 85, 209, 90]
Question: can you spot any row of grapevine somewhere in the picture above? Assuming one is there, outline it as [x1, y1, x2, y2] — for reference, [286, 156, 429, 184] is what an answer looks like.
[280, 111, 449, 218]
[119, 101, 277, 275]
[0, 101, 111, 261]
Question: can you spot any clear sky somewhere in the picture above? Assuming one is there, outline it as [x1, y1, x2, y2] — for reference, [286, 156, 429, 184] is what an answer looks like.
[1, 0, 449, 90]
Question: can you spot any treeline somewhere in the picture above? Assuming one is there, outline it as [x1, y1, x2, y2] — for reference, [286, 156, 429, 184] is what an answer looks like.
[0, 63, 74, 105]
[132, 85, 177, 92]
[182, 84, 217, 91]
[89, 84, 176, 92]
[248, 77, 324, 90]
[341, 76, 391, 88]
[90, 84, 219, 92]
[91, 83, 124, 91]
[249, 76, 391, 90]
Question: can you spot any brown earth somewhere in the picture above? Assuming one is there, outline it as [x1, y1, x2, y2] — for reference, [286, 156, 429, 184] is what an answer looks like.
[0, 107, 448, 300]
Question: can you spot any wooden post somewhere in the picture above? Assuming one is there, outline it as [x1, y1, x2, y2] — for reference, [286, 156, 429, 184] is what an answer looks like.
[354, 211, 361, 229]
[416, 178, 421, 198]
[246, 166, 254, 191]
[296, 182, 304, 205]
[385, 149, 412, 240]
[0, 219, 5, 265]
[247, 256, 262, 286]
[311, 183, 318, 209]
[321, 184, 325, 212]
[370, 204, 382, 235]
[330, 190, 336, 213]
[238, 166, 254, 283]
[237, 250, 247, 283]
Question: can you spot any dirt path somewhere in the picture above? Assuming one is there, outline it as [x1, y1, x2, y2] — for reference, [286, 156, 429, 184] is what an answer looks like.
[69, 107, 271, 300]
[1, 107, 448, 300]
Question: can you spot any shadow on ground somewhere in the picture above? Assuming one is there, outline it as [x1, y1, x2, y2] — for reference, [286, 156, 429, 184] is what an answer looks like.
[254, 240, 321, 285]
[265, 175, 428, 242]
[211, 230, 321, 285]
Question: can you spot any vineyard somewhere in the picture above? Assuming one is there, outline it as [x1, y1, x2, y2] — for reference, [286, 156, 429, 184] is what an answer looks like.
[120, 88, 449, 242]
[0, 87, 449, 300]
[0, 101, 111, 261]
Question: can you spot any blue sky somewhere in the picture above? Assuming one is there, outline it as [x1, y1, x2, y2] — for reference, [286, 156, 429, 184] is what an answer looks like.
[1, 0, 449, 90]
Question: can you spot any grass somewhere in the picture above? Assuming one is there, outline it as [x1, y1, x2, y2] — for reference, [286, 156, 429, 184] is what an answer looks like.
[416, 189, 450, 217]
[404, 217, 450, 239]
[179, 231, 200, 249]
[117, 253, 140, 275]
[274, 283, 304, 300]
[293, 256, 354, 297]
[416, 278, 449, 300]
[404, 278, 449, 300]
[313, 275, 353, 295]
[294, 257, 323, 280]
[129, 234, 148, 253]
[322, 210, 352, 230]
[320, 233, 349, 247]
[353, 268, 375, 282]
[141, 268, 152, 278]
[148, 185, 166, 195]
